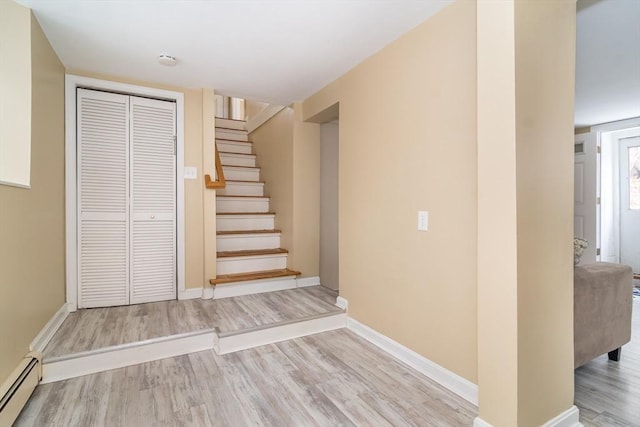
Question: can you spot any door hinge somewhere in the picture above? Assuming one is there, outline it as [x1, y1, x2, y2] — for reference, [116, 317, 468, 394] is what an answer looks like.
[597, 146, 601, 154]
[596, 248, 601, 256]
[173, 136, 177, 155]
[596, 196, 601, 205]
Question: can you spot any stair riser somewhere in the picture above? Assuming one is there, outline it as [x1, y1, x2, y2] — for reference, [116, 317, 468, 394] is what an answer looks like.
[217, 216, 275, 231]
[215, 118, 246, 131]
[217, 182, 264, 197]
[216, 129, 248, 142]
[216, 198, 269, 213]
[223, 168, 260, 181]
[216, 235, 281, 252]
[216, 255, 287, 275]
[217, 140, 252, 155]
[220, 154, 256, 168]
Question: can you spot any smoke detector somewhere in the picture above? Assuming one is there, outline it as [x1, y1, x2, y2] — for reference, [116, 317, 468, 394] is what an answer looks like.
[158, 54, 177, 66]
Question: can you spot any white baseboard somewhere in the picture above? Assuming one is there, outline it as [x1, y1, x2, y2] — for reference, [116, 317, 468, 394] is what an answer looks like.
[202, 286, 214, 299]
[347, 316, 478, 406]
[336, 296, 348, 310]
[42, 329, 215, 384]
[30, 303, 71, 353]
[474, 405, 582, 427]
[213, 276, 297, 299]
[178, 287, 203, 300]
[542, 405, 582, 427]
[215, 312, 346, 355]
[296, 276, 320, 288]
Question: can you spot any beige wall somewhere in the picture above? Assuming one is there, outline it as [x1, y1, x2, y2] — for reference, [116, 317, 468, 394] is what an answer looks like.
[303, 0, 478, 382]
[251, 108, 295, 260]
[249, 106, 320, 277]
[514, 0, 576, 424]
[67, 70, 208, 289]
[320, 122, 339, 290]
[0, 8, 66, 382]
[477, 1, 576, 425]
[0, 1, 31, 186]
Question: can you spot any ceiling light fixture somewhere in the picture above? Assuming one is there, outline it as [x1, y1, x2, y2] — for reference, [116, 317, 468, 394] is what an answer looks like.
[158, 54, 177, 66]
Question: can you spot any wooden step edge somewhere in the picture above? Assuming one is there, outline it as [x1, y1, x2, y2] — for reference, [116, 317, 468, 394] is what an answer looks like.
[217, 248, 288, 258]
[217, 195, 269, 200]
[218, 151, 256, 157]
[225, 180, 265, 185]
[221, 165, 260, 170]
[215, 116, 247, 123]
[210, 268, 301, 286]
[217, 229, 282, 236]
[215, 126, 248, 133]
[216, 212, 276, 216]
[216, 138, 253, 144]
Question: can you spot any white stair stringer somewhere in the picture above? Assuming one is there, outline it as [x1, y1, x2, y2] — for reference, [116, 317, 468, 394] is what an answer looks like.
[217, 232, 281, 252]
[213, 311, 347, 355]
[216, 252, 288, 275]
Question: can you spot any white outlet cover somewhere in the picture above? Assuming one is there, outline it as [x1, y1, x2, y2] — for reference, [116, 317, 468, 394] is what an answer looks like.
[418, 211, 429, 231]
[184, 166, 198, 179]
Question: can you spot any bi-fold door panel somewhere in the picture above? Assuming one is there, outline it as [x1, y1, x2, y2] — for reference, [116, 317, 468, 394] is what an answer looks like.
[77, 89, 176, 308]
[78, 90, 130, 308]
[130, 97, 176, 304]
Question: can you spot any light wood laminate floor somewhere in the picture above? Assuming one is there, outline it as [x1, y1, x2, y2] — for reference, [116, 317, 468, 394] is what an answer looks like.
[575, 297, 640, 426]
[18, 329, 477, 426]
[44, 286, 340, 358]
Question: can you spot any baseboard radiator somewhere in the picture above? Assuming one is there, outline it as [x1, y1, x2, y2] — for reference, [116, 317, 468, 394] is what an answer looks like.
[0, 352, 42, 427]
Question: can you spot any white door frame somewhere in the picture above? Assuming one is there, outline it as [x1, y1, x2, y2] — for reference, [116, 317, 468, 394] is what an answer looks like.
[65, 74, 186, 311]
[591, 117, 640, 264]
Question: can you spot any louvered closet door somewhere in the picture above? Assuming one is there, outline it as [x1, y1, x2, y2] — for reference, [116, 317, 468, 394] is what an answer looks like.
[129, 96, 177, 304]
[78, 89, 130, 308]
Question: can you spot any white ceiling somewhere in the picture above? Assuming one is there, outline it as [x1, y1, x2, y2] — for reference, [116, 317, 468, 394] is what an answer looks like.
[16, 0, 453, 105]
[575, 0, 640, 127]
[15, 0, 640, 126]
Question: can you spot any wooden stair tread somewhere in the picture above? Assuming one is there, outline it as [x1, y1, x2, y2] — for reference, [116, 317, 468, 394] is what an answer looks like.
[218, 151, 256, 157]
[221, 165, 260, 170]
[217, 212, 276, 216]
[215, 116, 246, 123]
[217, 229, 281, 235]
[216, 127, 248, 132]
[217, 248, 288, 258]
[211, 268, 301, 285]
[217, 195, 269, 199]
[225, 180, 265, 184]
[216, 138, 253, 144]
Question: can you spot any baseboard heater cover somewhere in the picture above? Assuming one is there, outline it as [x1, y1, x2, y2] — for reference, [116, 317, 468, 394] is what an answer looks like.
[0, 352, 42, 426]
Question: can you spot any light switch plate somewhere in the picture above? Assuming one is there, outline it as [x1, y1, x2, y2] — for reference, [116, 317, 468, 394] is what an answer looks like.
[184, 166, 197, 180]
[418, 211, 429, 231]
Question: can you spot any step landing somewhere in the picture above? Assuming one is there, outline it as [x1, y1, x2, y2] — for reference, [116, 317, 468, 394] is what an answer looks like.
[41, 286, 345, 383]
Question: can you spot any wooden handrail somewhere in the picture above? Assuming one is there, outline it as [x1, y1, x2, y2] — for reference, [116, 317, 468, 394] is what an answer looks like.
[204, 148, 226, 189]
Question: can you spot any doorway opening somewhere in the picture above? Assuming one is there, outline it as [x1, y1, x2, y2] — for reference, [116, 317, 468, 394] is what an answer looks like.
[599, 126, 640, 275]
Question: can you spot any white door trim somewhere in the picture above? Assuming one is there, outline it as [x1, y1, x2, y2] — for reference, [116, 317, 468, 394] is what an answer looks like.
[65, 74, 185, 311]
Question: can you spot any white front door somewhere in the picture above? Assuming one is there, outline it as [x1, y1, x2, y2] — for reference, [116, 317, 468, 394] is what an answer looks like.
[619, 136, 640, 273]
[574, 132, 598, 265]
[77, 89, 177, 308]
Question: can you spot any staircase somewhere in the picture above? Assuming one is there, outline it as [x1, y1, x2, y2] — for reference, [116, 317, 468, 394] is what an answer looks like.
[211, 117, 301, 296]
